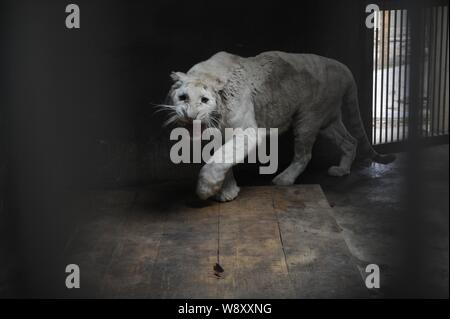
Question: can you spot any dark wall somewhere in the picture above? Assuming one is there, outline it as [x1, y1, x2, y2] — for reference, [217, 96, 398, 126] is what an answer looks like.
[3, 0, 372, 189]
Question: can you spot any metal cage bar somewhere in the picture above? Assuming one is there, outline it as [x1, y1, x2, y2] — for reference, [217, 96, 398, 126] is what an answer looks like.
[372, 4, 448, 147]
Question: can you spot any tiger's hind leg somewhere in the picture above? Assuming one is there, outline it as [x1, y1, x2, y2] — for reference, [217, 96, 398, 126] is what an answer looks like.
[272, 115, 319, 185]
[320, 118, 357, 177]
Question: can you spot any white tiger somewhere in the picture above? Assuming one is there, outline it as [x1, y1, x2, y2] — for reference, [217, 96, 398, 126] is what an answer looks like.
[164, 51, 395, 202]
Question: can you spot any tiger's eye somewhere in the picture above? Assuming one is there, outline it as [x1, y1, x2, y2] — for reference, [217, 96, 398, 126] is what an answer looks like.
[178, 94, 187, 101]
[201, 97, 209, 103]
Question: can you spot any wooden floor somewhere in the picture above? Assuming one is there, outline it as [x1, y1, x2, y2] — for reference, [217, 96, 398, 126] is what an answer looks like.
[65, 185, 369, 298]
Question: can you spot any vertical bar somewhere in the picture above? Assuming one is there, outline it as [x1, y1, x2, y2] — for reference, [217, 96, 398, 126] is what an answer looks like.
[403, 1, 427, 297]
[403, 11, 409, 140]
[385, 10, 391, 143]
[409, 4, 426, 140]
[431, 6, 439, 136]
[442, 6, 449, 134]
[397, 9, 403, 141]
[425, 7, 433, 137]
[418, 8, 427, 137]
[407, 2, 426, 145]
[379, 10, 386, 144]
[373, 10, 379, 144]
[391, 10, 397, 142]
[437, 6, 445, 135]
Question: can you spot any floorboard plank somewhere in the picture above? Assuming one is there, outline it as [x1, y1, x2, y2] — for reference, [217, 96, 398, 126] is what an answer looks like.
[64, 184, 367, 298]
[273, 186, 369, 298]
[64, 190, 136, 297]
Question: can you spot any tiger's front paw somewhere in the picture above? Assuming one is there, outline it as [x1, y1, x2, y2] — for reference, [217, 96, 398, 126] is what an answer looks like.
[213, 183, 240, 202]
[196, 164, 227, 200]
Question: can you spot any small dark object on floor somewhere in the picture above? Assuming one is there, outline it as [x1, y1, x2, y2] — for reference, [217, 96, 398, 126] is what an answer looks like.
[214, 263, 224, 277]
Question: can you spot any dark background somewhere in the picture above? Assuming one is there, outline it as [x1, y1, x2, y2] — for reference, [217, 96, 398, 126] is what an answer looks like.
[0, 0, 389, 297]
[3, 0, 374, 187]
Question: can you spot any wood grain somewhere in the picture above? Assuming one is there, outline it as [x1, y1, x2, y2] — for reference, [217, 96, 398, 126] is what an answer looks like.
[64, 184, 368, 298]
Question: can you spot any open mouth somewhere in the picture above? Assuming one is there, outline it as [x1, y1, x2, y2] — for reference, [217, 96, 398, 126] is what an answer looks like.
[177, 120, 208, 137]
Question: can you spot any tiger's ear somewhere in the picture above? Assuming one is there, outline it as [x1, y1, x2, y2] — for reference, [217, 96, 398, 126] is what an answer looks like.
[216, 88, 227, 105]
[215, 77, 228, 96]
[217, 79, 226, 90]
[170, 71, 188, 83]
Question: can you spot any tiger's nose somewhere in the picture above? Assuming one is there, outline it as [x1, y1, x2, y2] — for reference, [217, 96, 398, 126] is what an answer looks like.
[185, 109, 199, 120]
